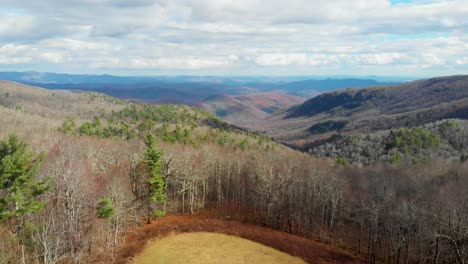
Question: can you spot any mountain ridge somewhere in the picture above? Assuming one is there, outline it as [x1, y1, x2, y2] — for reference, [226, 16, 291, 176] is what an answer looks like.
[255, 75, 468, 149]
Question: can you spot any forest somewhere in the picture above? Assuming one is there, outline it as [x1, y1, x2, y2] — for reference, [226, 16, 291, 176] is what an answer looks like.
[1, 82, 467, 264]
[312, 119, 468, 165]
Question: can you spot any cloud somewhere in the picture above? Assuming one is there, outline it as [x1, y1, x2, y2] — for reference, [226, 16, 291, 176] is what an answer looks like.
[0, 0, 467, 75]
[422, 53, 445, 65]
[356, 53, 406, 65]
[40, 39, 114, 52]
[185, 0, 390, 24]
[0, 44, 32, 64]
[38, 52, 65, 64]
[253, 52, 406, 66]
[0, 57, 32, 64]
[109, 0, 157, 8]
[456, 57, 468, 65]
[254, 53, 308, 66]
[128, 56, 237, 69]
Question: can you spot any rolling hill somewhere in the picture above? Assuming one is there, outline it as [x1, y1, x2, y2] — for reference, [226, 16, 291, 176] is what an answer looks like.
[0, 71, 396, 121]
[0, 80, 278, 152]
[201, 93, 305, 126]
[257, 75, 468, 151]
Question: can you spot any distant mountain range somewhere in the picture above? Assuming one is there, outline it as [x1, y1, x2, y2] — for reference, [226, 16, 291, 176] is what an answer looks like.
[255, 75, 468, 151]
[273, 78, 393, 97]
[0, 71, 410, 84]
[0, 71, 398, 126]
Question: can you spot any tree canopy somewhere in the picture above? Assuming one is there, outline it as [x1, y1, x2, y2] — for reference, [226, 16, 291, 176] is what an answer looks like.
[143, 134, 166, 217]
[0, 135, 48, 221]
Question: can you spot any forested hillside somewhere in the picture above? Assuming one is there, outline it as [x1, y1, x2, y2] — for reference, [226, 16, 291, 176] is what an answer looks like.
[311, 119, 468, 165]
[1, 81, 467, 264]
[260, 75, 468, 151]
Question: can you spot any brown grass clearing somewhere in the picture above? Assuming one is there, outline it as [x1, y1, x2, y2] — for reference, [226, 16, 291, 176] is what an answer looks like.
[117, 215, 363, 264]
[132, 232, 307, 264]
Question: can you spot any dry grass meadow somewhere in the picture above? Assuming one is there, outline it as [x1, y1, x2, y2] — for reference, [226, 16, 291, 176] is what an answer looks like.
[132, 232, 307, 264]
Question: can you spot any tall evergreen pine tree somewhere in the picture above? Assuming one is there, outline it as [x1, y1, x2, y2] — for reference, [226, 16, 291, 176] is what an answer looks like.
[143, 134, 166, 219]
[0, 134, 49, 221]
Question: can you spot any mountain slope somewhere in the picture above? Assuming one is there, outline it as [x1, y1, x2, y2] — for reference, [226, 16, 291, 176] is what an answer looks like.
[0, 80, 281, 152]
[258, 75, 468, 149]
[0, 71, 396, 111]
[0, 80, 126, 119]
[201, 93, 305, 126]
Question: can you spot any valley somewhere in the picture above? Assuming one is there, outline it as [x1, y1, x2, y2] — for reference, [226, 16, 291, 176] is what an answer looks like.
[1, 78, 467, 264]
[0, 71, 396, 127]
[201, 92, 305, 126]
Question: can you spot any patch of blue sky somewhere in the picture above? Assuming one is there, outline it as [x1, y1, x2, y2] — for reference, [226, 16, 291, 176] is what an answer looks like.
[391, 0, 415, 4]
[367, 32, 451, 42]
[391, 0, 435, 5]
[0, 8, 28, 15]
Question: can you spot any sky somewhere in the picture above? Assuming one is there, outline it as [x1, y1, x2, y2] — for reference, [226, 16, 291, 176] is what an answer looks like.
[0, 0, 467, 76]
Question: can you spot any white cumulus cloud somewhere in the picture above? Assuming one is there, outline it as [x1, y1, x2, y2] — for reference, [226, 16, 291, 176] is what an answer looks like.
[0, 0, 467, 75]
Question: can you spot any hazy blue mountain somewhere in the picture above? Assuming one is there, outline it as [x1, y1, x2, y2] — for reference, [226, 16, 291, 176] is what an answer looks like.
[0, 71, 400, 108]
